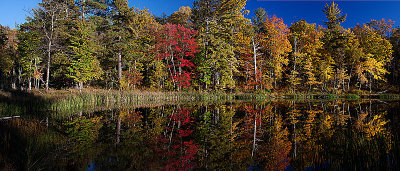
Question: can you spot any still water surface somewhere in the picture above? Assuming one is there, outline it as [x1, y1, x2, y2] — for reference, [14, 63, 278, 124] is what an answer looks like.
[1, 100, 399, 170]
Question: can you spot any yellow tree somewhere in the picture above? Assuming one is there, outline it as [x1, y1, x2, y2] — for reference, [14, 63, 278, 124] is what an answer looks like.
[167, 6, 192, 28]
[263, 15, 292, 89]
[304, 59, 321, 92]
[224, 1, 254, 91]
[235, 25, 254, 90]
[289, 20, 323, 92]
[353, 24, 392, 92]
[363, 55, 389, 92]
[344, 29, 366, 90]
[334, 67, 350, 93]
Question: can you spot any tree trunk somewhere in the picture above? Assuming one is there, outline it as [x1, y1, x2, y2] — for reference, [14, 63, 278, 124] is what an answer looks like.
[134, 60, 137, 89]
[28, 77, 31, 91]
[46, 42, 51, 91]
[11, 69, 16, 89]
[292, 102, 297, 158]
[170, 48, 177, 90]
[81, 0, 85, 20]
[252, 38, 258, 90]
[204, 42, 208, 90]
[165, 58, 176, 88]
[79, 82, 83, 92]
[369, 75, 372, 93]
[178, 65, 182, 91]
[343, 78, 345, 92]
[205, 73, 208, 90]
[18, 67, 22, 90]
[348, 66, 352, 90]
[215, 71, 220, 89]
[204, 20, 209, 90]
[251, 111, 257, 157]
[45, 12, 55, 91]
[34, 59, 38, 90]
[117, 36, 122, 85]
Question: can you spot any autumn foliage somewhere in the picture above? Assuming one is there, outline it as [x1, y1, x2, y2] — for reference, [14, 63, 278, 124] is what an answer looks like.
[154, 24, 198, 89]
[1, 0, 400, 93]
[152, 107, 198, 170]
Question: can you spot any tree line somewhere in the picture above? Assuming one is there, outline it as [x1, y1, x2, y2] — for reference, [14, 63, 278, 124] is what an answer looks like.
[1, 0, 400, 93]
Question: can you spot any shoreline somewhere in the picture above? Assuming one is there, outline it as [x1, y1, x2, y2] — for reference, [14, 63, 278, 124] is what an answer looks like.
[1, 89, 400, 102]
[1, 89, 399, 118]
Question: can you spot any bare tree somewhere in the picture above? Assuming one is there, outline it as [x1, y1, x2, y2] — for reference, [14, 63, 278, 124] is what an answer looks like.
[32, 0, 67, 91]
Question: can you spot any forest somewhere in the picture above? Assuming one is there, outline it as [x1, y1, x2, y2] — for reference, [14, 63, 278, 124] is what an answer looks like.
[1, 0, 399, 94]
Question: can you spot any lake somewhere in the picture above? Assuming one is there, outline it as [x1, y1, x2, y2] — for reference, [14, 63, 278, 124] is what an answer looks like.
[1, 100, 399, 170]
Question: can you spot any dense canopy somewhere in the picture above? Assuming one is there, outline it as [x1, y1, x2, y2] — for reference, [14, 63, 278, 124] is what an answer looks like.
[1, 0, 399, 94]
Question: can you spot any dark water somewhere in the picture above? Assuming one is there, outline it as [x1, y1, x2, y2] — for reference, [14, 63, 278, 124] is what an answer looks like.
[1, 100, 399, 170]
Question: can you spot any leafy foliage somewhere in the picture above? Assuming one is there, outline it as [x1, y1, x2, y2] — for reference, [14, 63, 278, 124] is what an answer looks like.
[66, 20, 103, 89]
[0, 0, 398, 93]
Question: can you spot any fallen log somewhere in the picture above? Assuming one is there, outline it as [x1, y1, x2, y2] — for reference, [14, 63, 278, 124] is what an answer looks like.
[0, 116, 20, 121]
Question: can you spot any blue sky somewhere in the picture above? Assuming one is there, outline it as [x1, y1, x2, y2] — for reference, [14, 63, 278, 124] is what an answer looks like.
[0, 0, 41, 28]
[1, 0, 400, 29]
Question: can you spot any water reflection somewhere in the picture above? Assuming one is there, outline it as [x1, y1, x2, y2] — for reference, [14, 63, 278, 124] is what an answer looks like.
[1, 100, 399, 170]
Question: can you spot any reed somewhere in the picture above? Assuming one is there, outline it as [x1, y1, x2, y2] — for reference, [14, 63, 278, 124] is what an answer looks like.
[2, 89, 399, 119]
[35, 90, 266, 115]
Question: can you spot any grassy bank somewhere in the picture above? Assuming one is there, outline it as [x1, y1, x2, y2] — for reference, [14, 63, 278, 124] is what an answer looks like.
[0, 89, 266, 118]
[48, 90, 267, 112]
[2, 89, 400, 118]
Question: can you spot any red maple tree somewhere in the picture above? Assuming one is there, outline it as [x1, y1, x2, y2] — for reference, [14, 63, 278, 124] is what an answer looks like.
[154, 24, 199, 89]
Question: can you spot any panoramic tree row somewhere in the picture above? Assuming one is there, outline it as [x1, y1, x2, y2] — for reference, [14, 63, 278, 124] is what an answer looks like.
[1, 0, 400, 93]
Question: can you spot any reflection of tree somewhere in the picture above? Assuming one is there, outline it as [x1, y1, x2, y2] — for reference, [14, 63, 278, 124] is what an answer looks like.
[292, 105, 321, 170]
[230, 105, 252, 169]
[1, 101, 398, 170]
[63, 116, 103, 160]
[355, 111, 389, 139]
[332, 102, 350, 126]
[289, 101, 394, 170]
[0, 118, 64, 170]
[121, 109, 143, 135]
[195, 104, 239, 170]
[99, 108, 149, 170]
[286, 101, 301, 159]
[260, 114, 292, 170]
[233, 103, 272, 168]
[152, 106, 198, 170]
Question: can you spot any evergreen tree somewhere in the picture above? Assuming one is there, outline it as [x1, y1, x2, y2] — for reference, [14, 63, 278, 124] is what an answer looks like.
[192, 0, 249, 90]
[322, 2, 349, 92]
